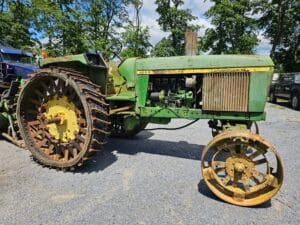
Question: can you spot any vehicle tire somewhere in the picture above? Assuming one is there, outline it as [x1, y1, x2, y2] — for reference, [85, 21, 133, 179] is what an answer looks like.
[269, 91, 276, 103]
[291, 94, 300, 110]
[17, 67, 110, 169]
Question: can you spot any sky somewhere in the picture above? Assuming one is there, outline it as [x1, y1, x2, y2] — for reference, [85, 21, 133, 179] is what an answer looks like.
[130, 0, 271, 55]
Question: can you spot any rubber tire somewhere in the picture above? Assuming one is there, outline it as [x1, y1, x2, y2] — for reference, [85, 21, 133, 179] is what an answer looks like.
[291, 94, 300, 110]
[269, 91, 277, 103]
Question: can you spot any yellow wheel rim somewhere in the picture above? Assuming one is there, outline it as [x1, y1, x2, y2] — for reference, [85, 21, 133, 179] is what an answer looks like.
[44, 96, 79, 142]
[201, 131, 283, 206]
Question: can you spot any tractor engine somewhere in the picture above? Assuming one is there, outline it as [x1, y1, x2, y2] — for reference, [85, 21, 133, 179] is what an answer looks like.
[148, 75, 201, 108]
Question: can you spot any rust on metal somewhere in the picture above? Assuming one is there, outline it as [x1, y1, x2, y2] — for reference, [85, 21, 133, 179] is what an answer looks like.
[109, 106, 132, 115]
[16, 67, 110, 169]
[202, 72, 250, 112]
[185, 31, 198, 56]
[201, 130, 283, 206]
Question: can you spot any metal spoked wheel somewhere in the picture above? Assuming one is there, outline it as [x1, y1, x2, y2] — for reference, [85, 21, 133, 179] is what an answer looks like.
[17, 67, 110, 169]
[201, 131, 283, 206]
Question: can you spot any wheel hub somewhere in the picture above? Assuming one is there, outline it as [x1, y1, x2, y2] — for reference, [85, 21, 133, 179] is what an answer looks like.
[225, 156, 254, 179]
[43, 95, 79, 142]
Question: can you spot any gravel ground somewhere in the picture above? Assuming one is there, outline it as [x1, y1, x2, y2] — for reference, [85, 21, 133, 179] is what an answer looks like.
[0, 103, 299, 225]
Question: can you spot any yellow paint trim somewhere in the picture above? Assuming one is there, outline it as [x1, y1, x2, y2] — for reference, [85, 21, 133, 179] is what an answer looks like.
[137, 67, 273, 75]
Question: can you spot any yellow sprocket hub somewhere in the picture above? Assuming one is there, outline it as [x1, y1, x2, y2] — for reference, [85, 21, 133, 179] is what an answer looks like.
[43, 96, 79, 142]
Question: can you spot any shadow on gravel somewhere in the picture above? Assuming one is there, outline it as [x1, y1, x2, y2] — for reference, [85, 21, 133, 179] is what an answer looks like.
[107, 131, 205, 161]
[75, 130, 205, 173]
[197, 179, 272, 208]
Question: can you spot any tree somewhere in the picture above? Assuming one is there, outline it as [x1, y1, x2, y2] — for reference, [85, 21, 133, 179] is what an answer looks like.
[0, 0, 34, 50]
[203, 0, 258, 54]
[85, 0, 128, 59]
[121, 0, 151, 58]
[32, 0, 88, 56]
[151, 37, 176, 57]
[256, 0, 299, 72]
[154, 0, 199, 56]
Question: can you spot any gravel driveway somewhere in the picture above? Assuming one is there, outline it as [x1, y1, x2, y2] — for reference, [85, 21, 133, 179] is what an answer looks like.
[0, 103, 299, 225]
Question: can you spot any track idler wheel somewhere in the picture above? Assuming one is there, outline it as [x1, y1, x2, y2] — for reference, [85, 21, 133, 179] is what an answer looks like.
[16, 67, 110, 169]
[201, 131, 283, 206]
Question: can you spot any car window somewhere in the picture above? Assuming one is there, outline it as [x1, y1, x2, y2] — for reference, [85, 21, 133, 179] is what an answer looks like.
[2, 53, 32, 64]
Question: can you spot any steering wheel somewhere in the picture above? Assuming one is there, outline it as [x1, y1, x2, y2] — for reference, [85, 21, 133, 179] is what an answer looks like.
[108, 41, 123, 61]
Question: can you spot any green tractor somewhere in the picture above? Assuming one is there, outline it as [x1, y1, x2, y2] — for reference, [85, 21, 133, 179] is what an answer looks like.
[11, 53, 282, 206]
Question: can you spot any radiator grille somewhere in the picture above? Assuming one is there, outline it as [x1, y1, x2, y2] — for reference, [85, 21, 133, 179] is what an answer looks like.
[202, 72, 250, 112]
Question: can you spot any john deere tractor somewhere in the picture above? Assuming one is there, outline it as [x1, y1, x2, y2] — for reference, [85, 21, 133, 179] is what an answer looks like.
[9, 52, 283, 206]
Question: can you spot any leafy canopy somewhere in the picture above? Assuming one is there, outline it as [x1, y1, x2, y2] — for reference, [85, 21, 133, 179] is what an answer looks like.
[153, 0, 199, 56]
[203, 0, 258, 54]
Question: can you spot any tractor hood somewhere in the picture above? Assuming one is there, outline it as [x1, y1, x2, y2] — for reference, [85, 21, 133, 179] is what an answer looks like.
[5, 62, 38, 78]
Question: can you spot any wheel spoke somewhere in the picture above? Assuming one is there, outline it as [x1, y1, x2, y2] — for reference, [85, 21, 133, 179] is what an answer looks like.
[242, 178, 250, 192]
[215, 167, 226, 174]
[250, 176, 260, 185]
[223, 175, 231, 185]
[252, 169, 266, 179]
[232, 172, 239, 187]
[63, 149, 69, 161]
[254, 158, 267, 165]
[76, 134, 85, 143]
[248, 149, 263, 159]
[72, 148, 78, 157]
[212, 161, 226, 168]
[38, 138, 48, 148]
[28, 120, 40, 127]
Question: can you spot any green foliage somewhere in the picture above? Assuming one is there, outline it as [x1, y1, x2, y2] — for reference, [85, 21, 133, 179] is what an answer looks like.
[121, 0, 151, 58]
[85, 0, 128, 59]
[32, 0, 89, 56]
[0, 0, 298, 72]
[0, 0, 34, 50]
[255, 0, 299, 72]
[203, 0, 258, 54]
[121, 25, 151, 58]
[154, 0, 199, 56]
[151, 38, 176, 57]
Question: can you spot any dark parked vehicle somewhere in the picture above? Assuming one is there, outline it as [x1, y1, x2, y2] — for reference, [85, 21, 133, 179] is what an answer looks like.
[0, 41, 38, 84]
[269, 72, 300, 110]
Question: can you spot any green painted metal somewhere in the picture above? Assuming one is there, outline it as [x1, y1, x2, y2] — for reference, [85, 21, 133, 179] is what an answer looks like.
[135, 55, 274, 71]
[118, 58, 137, 88]
[38, 53, 273, 124]
[0, 112, 9, 129]
[136, 75, 149, 108]
[106, 91, 135, 101]
[139, 107, 266, 121]
[249, 71, 273, 112]
[39, 53, 108, 93]
[39, 54, 89, 67]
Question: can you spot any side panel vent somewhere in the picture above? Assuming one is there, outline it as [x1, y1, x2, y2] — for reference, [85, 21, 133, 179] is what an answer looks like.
[202, 72, 250, 112]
